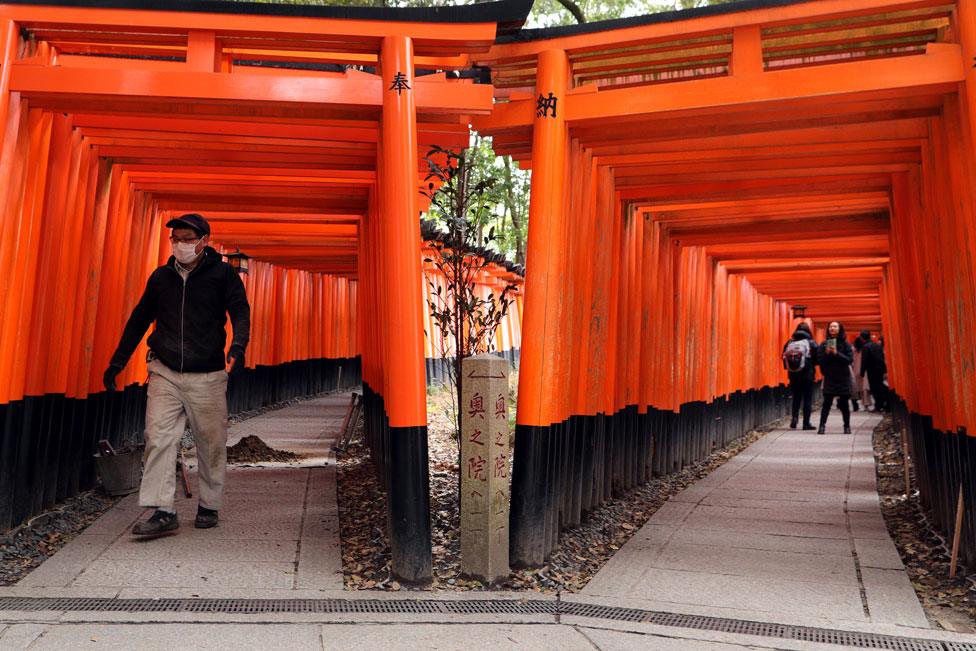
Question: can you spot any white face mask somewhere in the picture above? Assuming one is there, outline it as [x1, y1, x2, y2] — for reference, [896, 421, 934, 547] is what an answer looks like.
[173, 241, 202, 265]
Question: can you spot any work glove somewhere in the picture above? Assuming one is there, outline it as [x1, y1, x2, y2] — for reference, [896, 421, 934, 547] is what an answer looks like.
[103, 365, 122, 392]
[226, 345, 245, 375]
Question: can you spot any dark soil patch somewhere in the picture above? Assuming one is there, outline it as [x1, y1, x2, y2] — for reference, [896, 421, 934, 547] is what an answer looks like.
[0, 491, 121, 586]
[872, 415, 976, 632]
[337, 390, 782, 592]
[226, 435, 304, 464]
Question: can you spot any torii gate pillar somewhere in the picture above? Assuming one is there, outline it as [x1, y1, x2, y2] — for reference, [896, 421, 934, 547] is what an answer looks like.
[511, 48, 570, 568]
[377, 35, 432, 584]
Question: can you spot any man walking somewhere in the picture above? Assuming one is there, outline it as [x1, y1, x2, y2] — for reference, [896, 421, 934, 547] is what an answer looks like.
[103, 214, 250, 536]
[859, 329, 888, 412]
[782, 322, 818, 430]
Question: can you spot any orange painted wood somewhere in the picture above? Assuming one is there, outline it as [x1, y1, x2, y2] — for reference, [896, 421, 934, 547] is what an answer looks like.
[471, 0, 976, 439]
[516, 48, 570, 428]
[2, 0, 974, 444]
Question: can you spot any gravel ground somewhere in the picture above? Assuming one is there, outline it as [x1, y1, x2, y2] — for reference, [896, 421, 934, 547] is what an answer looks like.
[872, 414, 976, 632]
[0, 491, 121, 586]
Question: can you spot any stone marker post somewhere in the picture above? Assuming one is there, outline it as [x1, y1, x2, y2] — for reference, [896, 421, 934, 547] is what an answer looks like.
[460, 354, 511, 583]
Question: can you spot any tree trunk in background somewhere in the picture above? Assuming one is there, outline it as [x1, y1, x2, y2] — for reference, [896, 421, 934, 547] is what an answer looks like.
[556, 0, 587, 23]
[503, 156, 526, 266]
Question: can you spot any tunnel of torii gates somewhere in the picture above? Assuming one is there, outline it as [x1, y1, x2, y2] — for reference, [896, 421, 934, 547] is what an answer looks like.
[1, 0, 976, 584]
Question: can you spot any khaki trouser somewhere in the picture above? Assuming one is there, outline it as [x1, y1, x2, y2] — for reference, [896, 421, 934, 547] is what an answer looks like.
[140, 359, 229, 512]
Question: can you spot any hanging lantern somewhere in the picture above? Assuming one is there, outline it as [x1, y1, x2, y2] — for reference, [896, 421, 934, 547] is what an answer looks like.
[224, 248, 250, 275]
[792, 305, 807, 319]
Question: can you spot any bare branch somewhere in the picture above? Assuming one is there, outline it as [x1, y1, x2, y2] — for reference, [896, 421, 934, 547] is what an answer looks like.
[556, 0, 586, 24]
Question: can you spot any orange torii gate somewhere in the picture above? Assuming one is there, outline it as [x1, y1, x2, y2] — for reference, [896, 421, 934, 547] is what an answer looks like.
[4, 0, 976, 584]
[474, 0, 976, 566]
[0, 0, 530, 583]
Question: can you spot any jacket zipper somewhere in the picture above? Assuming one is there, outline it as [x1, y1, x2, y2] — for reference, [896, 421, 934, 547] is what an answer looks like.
[180, 276, 186, 373]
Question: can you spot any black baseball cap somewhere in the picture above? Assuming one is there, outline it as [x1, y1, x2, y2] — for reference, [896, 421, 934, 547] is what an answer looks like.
[165, 213, 210, 237]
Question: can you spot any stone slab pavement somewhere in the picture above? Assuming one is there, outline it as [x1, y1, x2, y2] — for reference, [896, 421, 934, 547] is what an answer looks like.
[4, 399, 976, 649]
[0, 621, 836, 650]
[582, 409, 939, 636]
[13, 394, 348, 594]
[3, 618, 976, 650]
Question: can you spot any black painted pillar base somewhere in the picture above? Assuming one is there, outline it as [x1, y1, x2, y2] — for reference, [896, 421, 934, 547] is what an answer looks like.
[510, 423, 550, 568]
[509, 386, 803, 566]
[388, 424, 432, 584]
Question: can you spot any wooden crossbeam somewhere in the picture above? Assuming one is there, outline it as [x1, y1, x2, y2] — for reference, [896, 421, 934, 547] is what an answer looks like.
[475, 44, 963, 131]
[0, 5, 498, 53]
[10, 64, 494, 115]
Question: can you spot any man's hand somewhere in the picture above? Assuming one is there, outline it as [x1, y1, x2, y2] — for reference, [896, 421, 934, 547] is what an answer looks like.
[103, 365, 122, 392]
[226, 345, 245, 375]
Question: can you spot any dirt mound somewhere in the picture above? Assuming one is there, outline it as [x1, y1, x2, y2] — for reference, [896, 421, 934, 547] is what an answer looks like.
[226, 435, 303, 464]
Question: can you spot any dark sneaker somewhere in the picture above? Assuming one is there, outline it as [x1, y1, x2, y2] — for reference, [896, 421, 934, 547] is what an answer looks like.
[843, 426, 852, 434]
[132, 510, 178, 536]
[789, 419, 798, 429]
[802, 423, 816, 431]
[817, 425, 826, 435]
[195, 506, 219, 529]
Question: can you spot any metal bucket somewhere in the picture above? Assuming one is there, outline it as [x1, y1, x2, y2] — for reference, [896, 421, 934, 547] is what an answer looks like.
[94, 447, 143, 496]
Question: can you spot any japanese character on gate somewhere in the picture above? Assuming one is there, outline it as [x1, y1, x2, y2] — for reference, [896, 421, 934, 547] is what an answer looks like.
[536, 92, 557, 118]
[389, 71, 410, 95]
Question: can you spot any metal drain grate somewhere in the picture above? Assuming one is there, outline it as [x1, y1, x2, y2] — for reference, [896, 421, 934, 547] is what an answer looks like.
[556, 602, 963, 650]
[1, 597, 973, 649]
[560, 602, 647, 623]
[441, 600, 557, 615]
[0, 597, 554, 617]
[560, 604, 955, 650]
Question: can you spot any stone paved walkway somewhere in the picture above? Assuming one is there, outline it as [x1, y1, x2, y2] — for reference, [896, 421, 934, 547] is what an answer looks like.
[12, 394, 349, 596]
[3, 399, 976, 649]
[581, 409, 928, 632]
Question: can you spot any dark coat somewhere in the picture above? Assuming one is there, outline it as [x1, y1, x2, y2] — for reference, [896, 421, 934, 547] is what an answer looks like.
[860, 340, 887, 377]
[109, 247, 250, 373]
[782, 328, 817, 383]
[818, 326, 854, 396]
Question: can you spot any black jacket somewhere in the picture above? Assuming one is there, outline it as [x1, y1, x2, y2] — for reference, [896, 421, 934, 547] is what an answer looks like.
[860, 340, 887, 377]
[782, 328, 817, 383]
[818, 326, 854, 396]
[109, 247, 250, 373]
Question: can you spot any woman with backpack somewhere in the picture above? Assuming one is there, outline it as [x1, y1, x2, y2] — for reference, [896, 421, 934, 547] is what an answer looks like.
[817, 321, 854, 434]
[782, 322, 817, 430]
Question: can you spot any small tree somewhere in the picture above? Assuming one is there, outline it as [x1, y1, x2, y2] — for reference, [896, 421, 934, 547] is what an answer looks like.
[422, 145, 518, 452]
